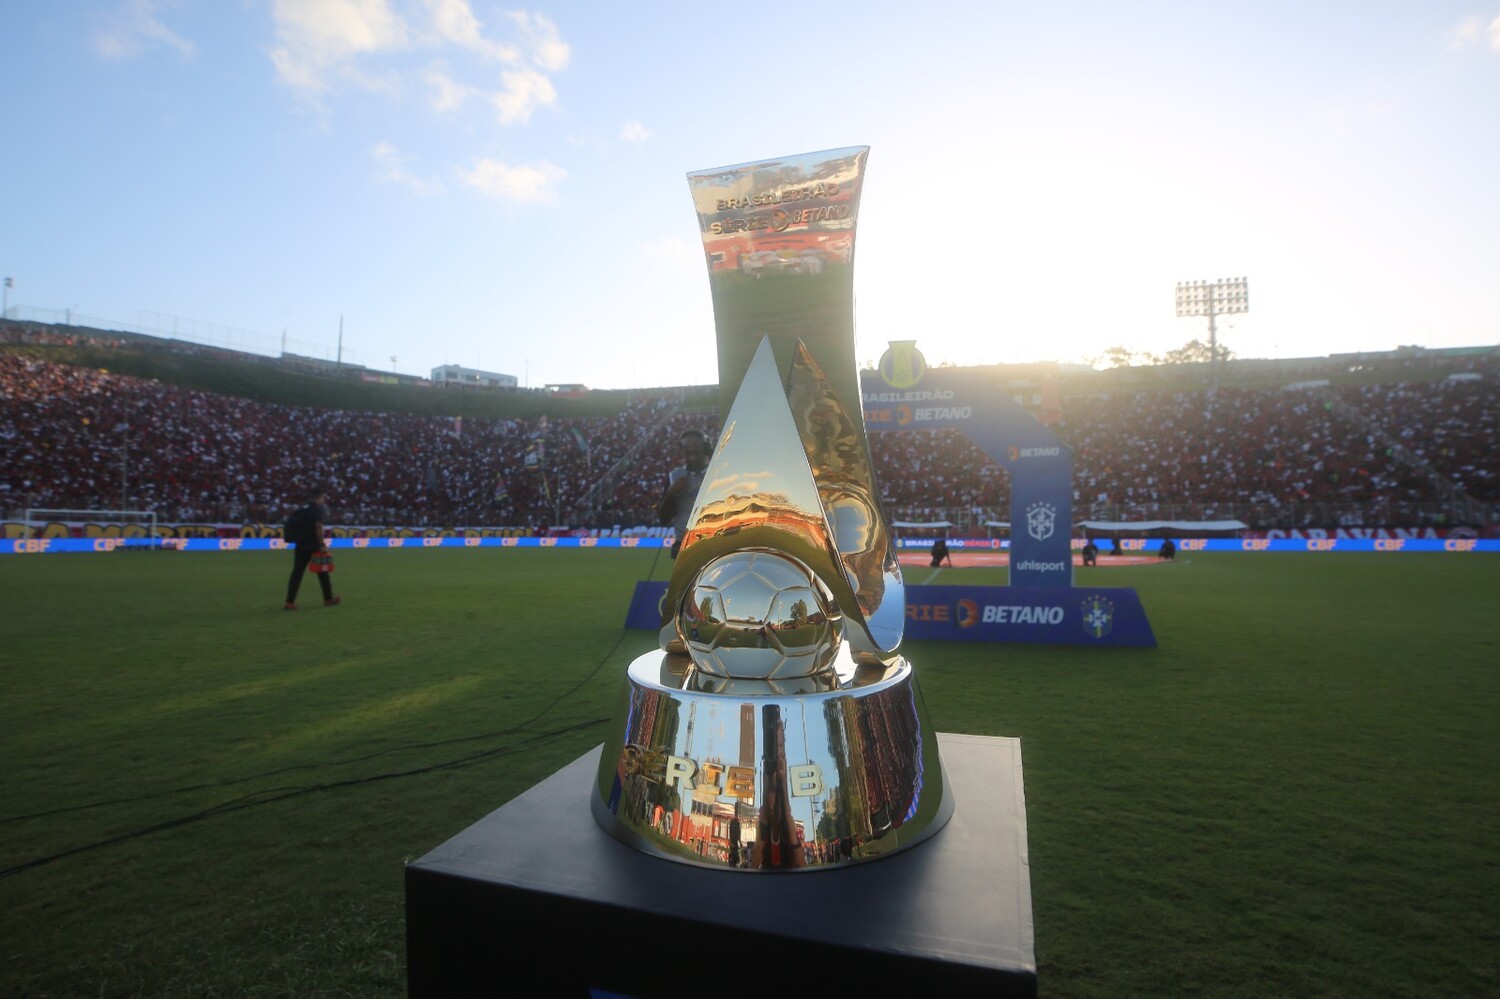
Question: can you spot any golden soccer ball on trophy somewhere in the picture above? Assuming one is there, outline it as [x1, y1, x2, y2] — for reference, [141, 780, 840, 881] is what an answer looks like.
[676, 550, 842, 680]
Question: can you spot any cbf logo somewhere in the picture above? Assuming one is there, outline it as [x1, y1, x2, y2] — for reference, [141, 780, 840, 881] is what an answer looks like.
[1081, 595, 1114, 638]
[878, 340, 927, 389]
[1025, 501, 1056, 542]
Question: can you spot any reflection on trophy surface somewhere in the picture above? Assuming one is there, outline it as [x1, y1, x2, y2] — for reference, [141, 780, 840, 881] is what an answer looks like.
[591, 147, 953, 871]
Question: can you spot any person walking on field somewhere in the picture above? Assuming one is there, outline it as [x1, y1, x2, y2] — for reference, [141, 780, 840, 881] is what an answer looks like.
[284, 488, 340, 610]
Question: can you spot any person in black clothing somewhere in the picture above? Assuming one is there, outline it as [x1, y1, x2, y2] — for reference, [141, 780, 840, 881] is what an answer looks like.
[656, 429, 711, 559]
[1159, 537, 1177, 561]
[284, 489, 339, 610]
[1081, 538, 1099, 567]
[929, 537, 951, 568]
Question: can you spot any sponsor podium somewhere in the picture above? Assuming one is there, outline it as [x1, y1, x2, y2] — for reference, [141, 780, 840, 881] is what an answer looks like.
[405, 734, 1035, 997]
[627, 580, 1156, 646]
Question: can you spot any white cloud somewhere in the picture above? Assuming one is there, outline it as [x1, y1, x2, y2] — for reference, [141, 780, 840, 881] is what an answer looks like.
[508, 10, 569, 71]
[373, 141, 445, 196]
[1448, 14, 1500, 52]
[620, 120, 650, 143]
[92, 0, 195, 61]
[270, 0, 409, 92]
[269, 1, 570, 131]
[425, 63, 476, 110]
[492, 69, 557, 124]
[457, 157, 565, 203]
[421, 0, 516, 60]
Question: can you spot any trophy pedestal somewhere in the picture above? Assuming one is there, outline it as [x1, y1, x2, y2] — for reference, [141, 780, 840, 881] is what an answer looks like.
[405, 733, 1035, 997]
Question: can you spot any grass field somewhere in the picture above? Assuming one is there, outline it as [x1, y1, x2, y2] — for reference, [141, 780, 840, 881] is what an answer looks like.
[2, 549, 1496, 996]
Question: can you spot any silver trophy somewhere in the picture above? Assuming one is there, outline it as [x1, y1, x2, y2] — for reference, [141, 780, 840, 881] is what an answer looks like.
[592, 147, 952, 870]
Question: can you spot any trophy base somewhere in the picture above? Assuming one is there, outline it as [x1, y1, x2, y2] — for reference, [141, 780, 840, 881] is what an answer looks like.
[406, 735, 1035, 997]
[589, 648, 953, 871]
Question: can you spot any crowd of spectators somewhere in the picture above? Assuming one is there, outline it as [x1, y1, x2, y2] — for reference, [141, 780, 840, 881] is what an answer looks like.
[1056, 387, 1435, 523]
[1338, 380, 1498, 502]
[2, 353, 1494, 529]
[870, 431, 1008, 523]
[0, 355, 683, 527]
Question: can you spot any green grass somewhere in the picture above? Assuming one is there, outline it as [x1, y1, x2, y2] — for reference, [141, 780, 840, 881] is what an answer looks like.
[1, 550, 1496, 996]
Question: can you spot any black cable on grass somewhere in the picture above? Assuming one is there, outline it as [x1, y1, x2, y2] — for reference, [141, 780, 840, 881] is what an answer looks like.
[0, 716, 608, 880]
[2, 619, 643, 826]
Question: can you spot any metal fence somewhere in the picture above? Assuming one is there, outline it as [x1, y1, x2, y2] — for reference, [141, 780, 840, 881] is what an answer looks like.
[2, 305, 365, 368]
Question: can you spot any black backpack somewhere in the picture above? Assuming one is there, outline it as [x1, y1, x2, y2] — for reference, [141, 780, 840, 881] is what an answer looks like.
[284, 505, 316, 545]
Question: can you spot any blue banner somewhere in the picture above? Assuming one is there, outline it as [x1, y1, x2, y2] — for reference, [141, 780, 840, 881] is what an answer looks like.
[861, 364, 1074, 587]
[625, 580, 1155, 646]
[901, 584, 1155, 646]
[0, 535, 671, 553]
[3, 536, 1493, 556]
[624, 581, 670, 629]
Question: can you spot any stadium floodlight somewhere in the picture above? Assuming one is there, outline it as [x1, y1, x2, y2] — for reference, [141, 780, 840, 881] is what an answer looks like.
[1175, 276, 1249, 391]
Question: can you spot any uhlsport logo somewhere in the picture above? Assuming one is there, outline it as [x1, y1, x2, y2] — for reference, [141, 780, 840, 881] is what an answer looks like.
[878, 340, 927, 389]
[1026, 501, 1057, 542]
[1081, 595, 1114, 639]
[957, 598, 980, 629]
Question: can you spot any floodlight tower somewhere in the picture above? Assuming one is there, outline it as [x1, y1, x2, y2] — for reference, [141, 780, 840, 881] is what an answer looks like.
[1175, 276, 1248, 392]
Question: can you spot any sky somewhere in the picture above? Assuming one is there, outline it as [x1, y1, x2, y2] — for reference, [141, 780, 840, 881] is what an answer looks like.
[4, 1, 1498, 389]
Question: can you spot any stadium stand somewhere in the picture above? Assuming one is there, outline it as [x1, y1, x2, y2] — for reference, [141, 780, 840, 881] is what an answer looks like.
[2, 348, 1496, 532]
[1338, 379, 1498, 502]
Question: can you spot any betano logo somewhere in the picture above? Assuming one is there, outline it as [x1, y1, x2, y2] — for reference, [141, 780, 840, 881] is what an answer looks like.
[982, 605, 1064, 625]
[957, 599, 980, 628]
[913, 601, 1064, 627]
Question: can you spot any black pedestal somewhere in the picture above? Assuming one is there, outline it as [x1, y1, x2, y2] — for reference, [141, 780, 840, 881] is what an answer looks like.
[406, 733, 1034, 997]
